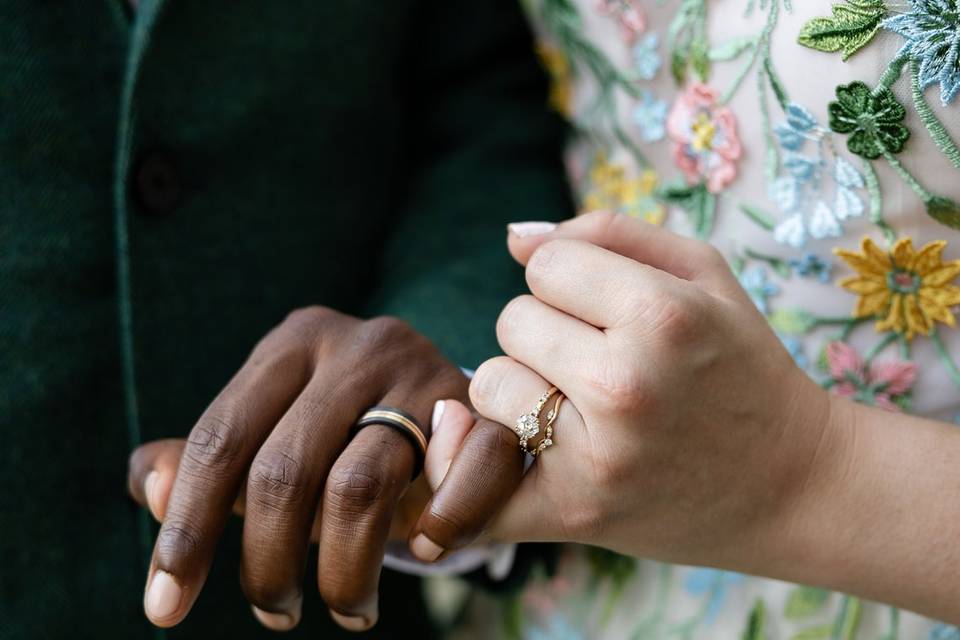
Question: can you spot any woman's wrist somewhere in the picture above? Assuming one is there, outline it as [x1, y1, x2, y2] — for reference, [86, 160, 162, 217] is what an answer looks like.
[762, 394, 960, 623]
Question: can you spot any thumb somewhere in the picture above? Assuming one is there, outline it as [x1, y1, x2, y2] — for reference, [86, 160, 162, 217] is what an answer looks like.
[424, 399, 475, 492]
[127, 439, 186, 522]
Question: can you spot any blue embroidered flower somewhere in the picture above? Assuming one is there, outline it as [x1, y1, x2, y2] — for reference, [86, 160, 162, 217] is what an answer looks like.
[769, 103, 865, 248]
[778, 334, 809, 369]
[633, 90, 668, 142]
[788, 252, 833, 282]
[931, 624, 960, 640]
[683, 569, 745, 623]
[632, 33, 662, 80]
[738, 265, 780, 314]
[883, 0, 960, 105]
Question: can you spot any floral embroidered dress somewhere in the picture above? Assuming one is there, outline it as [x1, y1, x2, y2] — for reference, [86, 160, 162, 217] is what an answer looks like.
[435, 1, 960, 638]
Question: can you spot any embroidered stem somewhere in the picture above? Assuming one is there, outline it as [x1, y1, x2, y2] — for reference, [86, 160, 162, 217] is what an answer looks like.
[911, 60, 960, 171]
[873, 52, 909, 95]
[720, 0, 779, 106]
[931, 327, 960, 388]
[763, 51, 789, 110]
[881, 149, 934, 203]
[745, 247, 791, 278]
[757, 65, 780, 183]
[883, 606, 900, 640]
[739, 203, 776, 230]
[860, 159, 897, 245]
[898, 333, 912, 360]
[832, 596, 863, 640]
[864, 331, 898, 364]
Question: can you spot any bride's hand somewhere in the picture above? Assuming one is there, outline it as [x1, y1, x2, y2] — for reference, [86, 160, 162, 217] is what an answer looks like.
[410, 211, 843, 574]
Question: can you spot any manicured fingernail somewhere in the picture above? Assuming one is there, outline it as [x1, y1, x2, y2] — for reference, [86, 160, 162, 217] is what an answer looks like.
[252, 605, 298, 631]
[431, 400, 446, 434]
[144, 570, 182, 621]
[508, 221, 557, 237]
[411, 533, 444, 562]
[144, 471, 161, 521]
[330, 599, 377, 632]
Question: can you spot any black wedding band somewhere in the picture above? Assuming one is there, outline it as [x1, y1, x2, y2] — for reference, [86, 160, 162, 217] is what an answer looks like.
[354, 406, 428, 479]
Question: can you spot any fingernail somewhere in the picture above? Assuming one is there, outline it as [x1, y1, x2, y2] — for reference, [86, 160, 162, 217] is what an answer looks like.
[144, 471, 161, 521]
[508, 221, 557, 238]
[431, 400, 446, 435]
[411, 533, 444, 562]
[330, 599, 377, 632]
[252, 605, 298, 631]
[144, 570, 182, 621]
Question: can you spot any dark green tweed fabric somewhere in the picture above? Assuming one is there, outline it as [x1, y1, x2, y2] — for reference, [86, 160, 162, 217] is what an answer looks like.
[0, 1, 573, 637]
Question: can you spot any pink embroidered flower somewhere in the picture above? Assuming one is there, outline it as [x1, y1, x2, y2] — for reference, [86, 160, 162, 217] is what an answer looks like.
[825, 341, 917, 412]
[666, 83, 742, 193]
[596, 0, 646, 43]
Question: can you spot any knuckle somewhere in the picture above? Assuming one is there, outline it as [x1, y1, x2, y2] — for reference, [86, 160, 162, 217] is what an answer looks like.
[283, 305, 334, 328]
[326, 456, 390, 514]
[586, 356, 648, 415]
[155, 520, 204, 563]
[695, 242, 726, 270]
[248, 449, 307, 506]
[525, 239, 565, 287]
[184, 414, 247, 472]
[495, 296, 532, 343]
[469, 357, 513, 413]
[653, 297, 699, 346]
[360, 316, 424, 359]
[581, 209, 619, 237]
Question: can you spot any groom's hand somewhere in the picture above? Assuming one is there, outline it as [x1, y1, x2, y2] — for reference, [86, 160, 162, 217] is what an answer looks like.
[127, 307, 476, 632]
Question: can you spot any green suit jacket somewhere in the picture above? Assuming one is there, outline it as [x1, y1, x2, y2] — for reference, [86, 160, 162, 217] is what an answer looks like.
[0, 1, 573, 637]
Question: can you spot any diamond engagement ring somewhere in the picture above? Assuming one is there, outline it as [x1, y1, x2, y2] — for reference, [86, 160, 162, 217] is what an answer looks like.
[513, 386, 565, 457]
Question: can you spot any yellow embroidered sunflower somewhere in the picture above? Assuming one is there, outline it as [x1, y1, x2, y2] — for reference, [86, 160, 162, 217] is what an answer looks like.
[582, 155, 665, 225]
[535, 43, 573, 118]
[835, 237, 960, 340]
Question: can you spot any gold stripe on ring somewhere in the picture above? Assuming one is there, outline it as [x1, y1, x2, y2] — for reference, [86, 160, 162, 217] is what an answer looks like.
[357, 409, 428, 456]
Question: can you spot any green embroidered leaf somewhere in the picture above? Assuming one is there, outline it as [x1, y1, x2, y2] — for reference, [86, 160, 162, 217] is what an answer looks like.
[709, 36, 757, 62]
[769, 309, 818, 335]
[671, 47, 690, 85]
[741, 599, 768, 640]
[925, 196, 960, 230]
[784, 586, 830, 619]
[797, 0, 886, 61]
[658, 182, 715, 238]
[789, 625, 834, 640]
[691, 39, 710, 82]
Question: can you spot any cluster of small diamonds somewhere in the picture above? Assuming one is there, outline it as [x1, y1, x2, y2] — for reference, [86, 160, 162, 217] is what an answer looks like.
[513, 388, 561, 456]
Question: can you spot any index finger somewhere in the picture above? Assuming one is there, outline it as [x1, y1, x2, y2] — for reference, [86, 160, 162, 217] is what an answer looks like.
[508, 211, 742, 298]
[144, 340, 308, 627]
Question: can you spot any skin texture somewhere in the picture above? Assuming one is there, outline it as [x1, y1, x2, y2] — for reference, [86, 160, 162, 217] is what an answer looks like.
[126, 308, 479, 632]
[412, 211, 960, 625]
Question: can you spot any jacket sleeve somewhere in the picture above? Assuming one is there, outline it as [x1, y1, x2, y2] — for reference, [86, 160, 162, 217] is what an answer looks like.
[363, 0, 575, 366]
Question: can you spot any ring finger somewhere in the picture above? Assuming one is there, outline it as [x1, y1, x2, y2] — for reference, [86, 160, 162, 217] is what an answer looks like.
[410, 356, 587, 561]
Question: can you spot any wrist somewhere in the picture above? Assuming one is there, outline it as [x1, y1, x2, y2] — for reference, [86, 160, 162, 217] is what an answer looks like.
[754, 382, 859, 581]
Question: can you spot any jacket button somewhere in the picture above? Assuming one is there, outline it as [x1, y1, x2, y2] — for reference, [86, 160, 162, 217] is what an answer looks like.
[133, 151, 182, 216]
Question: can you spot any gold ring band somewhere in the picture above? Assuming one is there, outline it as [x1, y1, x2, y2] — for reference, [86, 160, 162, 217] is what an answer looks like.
[513, 386, 564, 457]
[356, 406, 428, 478]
